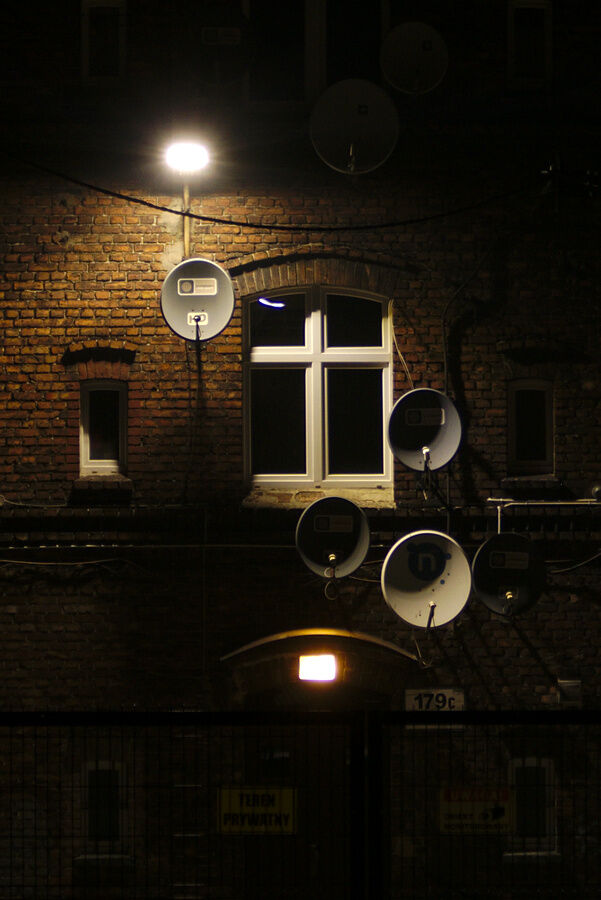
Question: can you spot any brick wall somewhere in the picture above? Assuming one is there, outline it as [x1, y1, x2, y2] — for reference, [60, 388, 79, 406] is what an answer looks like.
[1, 170, 600, 508]
[1, 0, 601, 714]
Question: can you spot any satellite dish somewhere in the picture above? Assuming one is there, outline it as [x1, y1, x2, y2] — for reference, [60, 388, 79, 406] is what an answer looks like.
[295, 497, 370, 579]
[310, 79, 399, 174]
[161, 258, 235, 341]
[380, 22, 448, 94]
[472, 532, 546, 616]
[381, 530, 471, 628]
[387, 388, 462, 471]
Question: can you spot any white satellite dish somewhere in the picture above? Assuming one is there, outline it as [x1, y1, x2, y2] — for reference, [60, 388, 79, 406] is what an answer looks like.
[160, 258, 235, 341]
[381, 530, 471, 628]
[472, 533, 546, 616]
[295, 497, 370, 579]
[380, 22, 448, 94]
[387, 388, 462, 471]
[310, 79, 399, 174]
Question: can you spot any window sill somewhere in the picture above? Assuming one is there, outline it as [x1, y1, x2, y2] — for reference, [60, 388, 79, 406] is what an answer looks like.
[72, 854, 134, 886]
[242, 485, 394, 509]
[71, 474, 133, 507]
[500, 476, 569, 501]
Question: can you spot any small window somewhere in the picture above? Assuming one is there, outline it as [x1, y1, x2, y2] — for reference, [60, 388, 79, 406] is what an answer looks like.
[81, 0, 126, 83]
[84, 762, 126, 846]
[89, 768, 120, 841]
[244, 287, 392, 488]
[507, 379, 553, 475]
[80, 380, 127, 475]
[507, 757, 557, 854]
[507, 0, 552, 90]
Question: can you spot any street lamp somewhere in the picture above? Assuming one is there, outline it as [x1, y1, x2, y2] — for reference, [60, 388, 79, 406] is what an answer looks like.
[165, 140, 210, 259]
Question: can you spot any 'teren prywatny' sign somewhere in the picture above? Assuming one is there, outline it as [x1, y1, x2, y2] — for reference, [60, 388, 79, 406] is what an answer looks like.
[218, 787, 297, 834]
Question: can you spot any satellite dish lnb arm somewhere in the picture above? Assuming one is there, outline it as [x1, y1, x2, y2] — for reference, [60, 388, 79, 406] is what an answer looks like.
[426, 600, 436, 629]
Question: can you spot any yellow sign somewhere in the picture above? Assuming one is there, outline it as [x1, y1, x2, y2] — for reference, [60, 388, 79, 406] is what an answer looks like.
[440, 787, 514, 834]
[219, 787, 297, 834]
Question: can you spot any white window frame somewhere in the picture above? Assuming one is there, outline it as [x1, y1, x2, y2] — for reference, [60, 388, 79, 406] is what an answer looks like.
[244, 286, 393, 489]
[80, 380, 127, 476]
[81, 0, 127, 85]
[506, 756, 558, 855]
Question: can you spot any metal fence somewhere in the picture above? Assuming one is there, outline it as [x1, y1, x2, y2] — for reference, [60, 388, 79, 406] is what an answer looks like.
[0, 710, 600, 898]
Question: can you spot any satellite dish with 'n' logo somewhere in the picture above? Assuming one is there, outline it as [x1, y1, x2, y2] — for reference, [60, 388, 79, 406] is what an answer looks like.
[381, 530, 471, 628]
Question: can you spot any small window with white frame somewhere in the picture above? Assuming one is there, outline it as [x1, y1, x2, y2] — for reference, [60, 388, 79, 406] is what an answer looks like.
[244, 286, 392, 489]
[80, 380, 127, 476]
[506, 756, 557, 854]
[81, 0, 127, 84]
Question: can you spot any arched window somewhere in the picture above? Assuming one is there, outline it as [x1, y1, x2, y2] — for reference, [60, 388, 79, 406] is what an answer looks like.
[244, 287, 392, 488]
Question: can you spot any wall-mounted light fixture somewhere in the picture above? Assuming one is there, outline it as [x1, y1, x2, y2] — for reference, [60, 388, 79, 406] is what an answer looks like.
[165, 141, 210, 259]
[298, 654, 337, 682]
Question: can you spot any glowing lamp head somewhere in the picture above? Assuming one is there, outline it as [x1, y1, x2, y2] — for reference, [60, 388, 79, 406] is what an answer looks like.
[165, 141, 210, 174]
[298, 654, 337, 682]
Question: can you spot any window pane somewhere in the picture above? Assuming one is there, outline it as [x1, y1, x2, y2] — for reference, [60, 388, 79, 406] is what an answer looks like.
[327, 0, 381, 83]
[89, 7, 121, 77]
[514, 389, 547, 461]
[515, 765, 547, 837]
[89, 390, 120, 460]
[250, 294, 306, 347]
[251, 369, 306, 474]
[327, 369, 383, 474]
[248, 0, 304, 100]
[325, 294, 382, 347]
[88, 769, 120, 841]
[513, 7, 546, 80]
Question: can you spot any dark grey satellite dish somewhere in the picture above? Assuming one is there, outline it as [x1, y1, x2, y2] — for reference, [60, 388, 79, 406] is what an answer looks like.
[381, 530, 471, 628]
[380, 22, 448, 94]
[295, 497, 370, 579]
[161, 258, 235, 341]
[472, 532, 546, 616]
[310, 79, 399, 174]
[387, 388, 462, 471]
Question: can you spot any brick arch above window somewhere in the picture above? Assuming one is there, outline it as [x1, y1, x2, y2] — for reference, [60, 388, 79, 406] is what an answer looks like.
[61, 340, 135, 501]
[229, 248, 409, 300]
[61, 340, 137, 381]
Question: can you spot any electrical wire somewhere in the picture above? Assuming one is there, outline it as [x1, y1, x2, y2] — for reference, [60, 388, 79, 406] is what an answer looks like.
[0, 557, 143, 569]
[4, 150, 541, 234]
[389, 299, 415, 390]
[0, 494, 66, 510]
[549, 549, 601, 575]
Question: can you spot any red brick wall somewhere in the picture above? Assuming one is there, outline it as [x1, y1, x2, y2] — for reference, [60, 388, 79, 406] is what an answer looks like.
[1, 142, 601, 713]
[2, 171, 599, 507]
